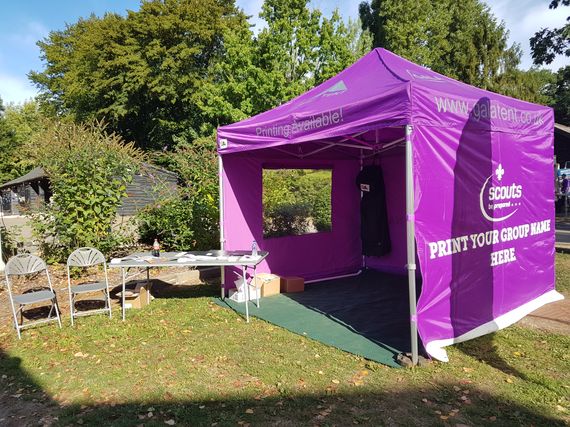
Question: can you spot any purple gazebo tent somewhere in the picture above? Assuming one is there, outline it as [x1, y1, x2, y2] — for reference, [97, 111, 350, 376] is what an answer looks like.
[217, 48, 563, 364]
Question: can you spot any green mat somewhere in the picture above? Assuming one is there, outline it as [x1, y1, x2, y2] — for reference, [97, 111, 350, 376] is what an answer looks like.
[215, 294, 401, 368]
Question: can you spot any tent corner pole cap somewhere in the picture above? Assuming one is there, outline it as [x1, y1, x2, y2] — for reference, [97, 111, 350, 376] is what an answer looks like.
[406, 263, 416, 271]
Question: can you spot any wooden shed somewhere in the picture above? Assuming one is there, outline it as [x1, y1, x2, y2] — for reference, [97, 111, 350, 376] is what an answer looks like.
[0, 163, 178, 216]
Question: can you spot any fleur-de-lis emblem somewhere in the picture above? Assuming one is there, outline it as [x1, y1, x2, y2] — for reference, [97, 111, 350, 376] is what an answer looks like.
[495, 164, 505, 181]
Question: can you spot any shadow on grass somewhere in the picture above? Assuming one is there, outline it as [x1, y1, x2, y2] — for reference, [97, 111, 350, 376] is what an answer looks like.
[456, 332, 563, 395]
[108, 280, 219, 302]
[0, 348, 566, 427]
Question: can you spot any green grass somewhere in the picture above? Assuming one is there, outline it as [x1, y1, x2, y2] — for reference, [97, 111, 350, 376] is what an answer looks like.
[0, 257, 569, 426]
[556, 252, 570, 294]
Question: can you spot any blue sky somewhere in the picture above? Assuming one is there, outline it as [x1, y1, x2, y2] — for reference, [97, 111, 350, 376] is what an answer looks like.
[0, 0, 567, 105]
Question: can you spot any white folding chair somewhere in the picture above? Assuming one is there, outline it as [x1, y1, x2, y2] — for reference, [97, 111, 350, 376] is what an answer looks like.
[66, 247, 112, 325]
[4, 254, 62, 339]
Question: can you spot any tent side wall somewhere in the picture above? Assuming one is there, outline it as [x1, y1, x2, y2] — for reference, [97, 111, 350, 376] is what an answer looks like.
[410, 91, 562, 361]
[362, 147, 408, 274]
[220, 151, 363, 285]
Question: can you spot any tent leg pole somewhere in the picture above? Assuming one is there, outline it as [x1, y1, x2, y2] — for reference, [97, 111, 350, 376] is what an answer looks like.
[218, 154, 226, 299]
[405, 125, 419, 366]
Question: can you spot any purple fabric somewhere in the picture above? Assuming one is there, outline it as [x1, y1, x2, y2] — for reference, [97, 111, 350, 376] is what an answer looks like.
[364, 149, 408, 274]
[218, 48, 556, 358]
[221, 152, 362, 282]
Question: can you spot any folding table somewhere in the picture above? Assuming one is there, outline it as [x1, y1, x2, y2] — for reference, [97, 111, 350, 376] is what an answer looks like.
[109, 250, 268, 321]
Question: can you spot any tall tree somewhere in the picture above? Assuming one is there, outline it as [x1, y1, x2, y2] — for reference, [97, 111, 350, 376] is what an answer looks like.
[530, 0, 570, 65]
[0, 99, 42, 184]
[315, 13, 371, 84]
[195, 1, 371, 131]
[359, 0, 518, 89]
[549, 66, 570, 125]
[255, 0, 371, 106]
[30, 0, 245, 150]
[255, 0, 323, 104]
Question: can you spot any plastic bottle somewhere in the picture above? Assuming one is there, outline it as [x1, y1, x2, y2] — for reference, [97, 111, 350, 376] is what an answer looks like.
[152, 238, 160, 257]
[252, 240, 258, 257]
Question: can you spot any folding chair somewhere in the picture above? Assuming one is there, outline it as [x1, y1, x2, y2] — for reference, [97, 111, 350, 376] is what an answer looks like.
[66, 247, 112, 326]
[4, 254, 62, 339]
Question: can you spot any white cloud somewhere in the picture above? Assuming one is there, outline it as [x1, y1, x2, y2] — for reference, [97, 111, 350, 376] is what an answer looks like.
[5, 21, 49, 48]
[0, 73, 38, 105]
[487, 0, 569, 70]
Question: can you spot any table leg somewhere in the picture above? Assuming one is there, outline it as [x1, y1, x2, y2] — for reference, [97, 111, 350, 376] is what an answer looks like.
[243, 265, 249, 323]
[254, 265, 260, 308]
[146, 267, 151, 305]
[221, 266, 224, 300]
[122, 267, 126, 321]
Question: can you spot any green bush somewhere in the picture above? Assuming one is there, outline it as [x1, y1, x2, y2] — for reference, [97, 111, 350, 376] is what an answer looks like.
[137, 190, 218, 251]
[27, 120, 143, 262]
[264, 202, 313, 238]
[0, 226, 16, 262]
[263, 169, 332, 238]
[142, 135, 220, 251]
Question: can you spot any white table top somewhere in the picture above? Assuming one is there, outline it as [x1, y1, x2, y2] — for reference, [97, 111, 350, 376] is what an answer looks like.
[108, 250, 268, 268]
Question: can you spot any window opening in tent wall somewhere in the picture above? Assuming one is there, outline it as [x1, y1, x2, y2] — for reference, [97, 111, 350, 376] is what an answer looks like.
[262, 168, 332, 239]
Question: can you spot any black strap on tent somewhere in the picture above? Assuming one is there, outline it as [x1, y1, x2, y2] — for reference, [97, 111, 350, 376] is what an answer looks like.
[356, 165, 391, 257]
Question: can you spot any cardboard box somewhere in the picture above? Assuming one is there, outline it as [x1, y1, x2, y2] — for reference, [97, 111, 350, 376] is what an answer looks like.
[120, 281, 151, 309]
[280, 276, 304, 293]
[253, 273, 281, 297]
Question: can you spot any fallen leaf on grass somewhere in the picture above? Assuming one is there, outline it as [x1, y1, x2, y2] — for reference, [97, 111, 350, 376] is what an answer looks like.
[331, 379, 340, 384]
[164, 420, 175, 426]
[245, 409, 254, 414]
[556, 405, 567, 412]
[489, 416, 497, 421]
[462, 367, 473, 373]
[505, 378, 513, 384]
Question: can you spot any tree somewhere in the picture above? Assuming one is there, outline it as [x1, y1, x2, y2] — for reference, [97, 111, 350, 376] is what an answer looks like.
[0, 99, 44, 184]
[315, 13, 371, 84]
[549, 66, 570, 125]
[358, 0, 518, 89]
[254, 0, 371, 107]
[30, 0, 246, 150]
[530, 0, 570, 65]
[0, 96, 12, 184]
[195, 1, 371, 132]
[490, 68, 556, 105]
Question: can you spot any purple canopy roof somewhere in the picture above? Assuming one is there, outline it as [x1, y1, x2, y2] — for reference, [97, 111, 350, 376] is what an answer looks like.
[218, 48, 551, 154]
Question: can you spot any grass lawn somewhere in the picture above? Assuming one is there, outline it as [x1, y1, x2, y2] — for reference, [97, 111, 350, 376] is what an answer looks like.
[0, 255, 568, 426]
